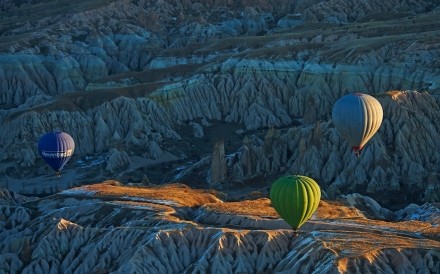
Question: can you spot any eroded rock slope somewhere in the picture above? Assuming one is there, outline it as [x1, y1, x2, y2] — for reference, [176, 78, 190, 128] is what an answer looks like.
[1, 182, 439, 273]
[0, 0, 439, 207]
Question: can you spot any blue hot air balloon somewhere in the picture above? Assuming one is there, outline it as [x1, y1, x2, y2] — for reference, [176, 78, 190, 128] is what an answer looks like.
[38, 131, 75, 176]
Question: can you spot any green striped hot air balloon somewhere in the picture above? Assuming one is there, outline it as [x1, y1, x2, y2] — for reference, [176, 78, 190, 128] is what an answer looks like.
[270, 175, 321, 231]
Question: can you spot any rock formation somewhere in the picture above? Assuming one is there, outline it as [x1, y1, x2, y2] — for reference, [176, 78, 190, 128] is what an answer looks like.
[0, 182, 438, 273]
[210, 140, 227, 187]
[0, 0, 439, 208]
[1, 1, 440, 272]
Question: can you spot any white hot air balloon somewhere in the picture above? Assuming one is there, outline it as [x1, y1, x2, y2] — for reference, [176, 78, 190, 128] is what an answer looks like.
[332, 93, 383, 157]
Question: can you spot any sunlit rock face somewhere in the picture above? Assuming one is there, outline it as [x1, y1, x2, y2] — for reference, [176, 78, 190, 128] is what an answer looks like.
[0, 183, 439, 273]
[1, 0, 440, 208]
[1, 2, 439, 272]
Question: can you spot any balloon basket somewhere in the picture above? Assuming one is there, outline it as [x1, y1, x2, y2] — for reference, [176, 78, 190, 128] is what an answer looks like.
[352, 146, 363, 157]
[291, 230, 308, 237]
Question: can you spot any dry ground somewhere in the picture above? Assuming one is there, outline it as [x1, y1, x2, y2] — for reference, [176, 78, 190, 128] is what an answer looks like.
[65, 181, 440, 240]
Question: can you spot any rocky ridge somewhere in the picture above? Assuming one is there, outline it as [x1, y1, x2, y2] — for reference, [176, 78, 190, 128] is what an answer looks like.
[0, 182, 439, 274]
[0, 0, 439, 208]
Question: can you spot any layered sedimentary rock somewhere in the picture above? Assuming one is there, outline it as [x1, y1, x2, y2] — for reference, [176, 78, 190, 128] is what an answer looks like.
[0, 96, 177, 165]
[166, 86, 440, 205]
[0, 183, 438, 273]
[1, 0, 438, 104]
[1, 1, 439, 272]
[1, 0, 440, 207]
[222, 90, 440, 204]
[1, 62, 439, 207]
[0, 188, 35, 206]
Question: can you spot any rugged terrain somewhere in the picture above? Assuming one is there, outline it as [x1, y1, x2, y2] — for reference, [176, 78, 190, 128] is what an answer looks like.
[0, 182, 439, 273]
[0, 0, 439, 208]
[0, 1, 440, 272]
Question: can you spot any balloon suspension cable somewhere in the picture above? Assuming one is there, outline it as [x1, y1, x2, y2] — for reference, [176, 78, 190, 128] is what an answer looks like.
[292, 229, 308, 237]
[293, 228, 298, 237]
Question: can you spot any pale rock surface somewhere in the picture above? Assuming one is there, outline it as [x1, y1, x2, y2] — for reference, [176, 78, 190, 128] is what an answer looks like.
[189, 122, 204, 138]
[209, 140, 227, 187]
[105, 149, 132, 173]
[0, 54, 85, 106]
[0, 97, 178, 166]
[78, 54, 108, 82]
[0, 0, 439, 272]
[1, 0, 440, 207]
[3, 60, 438, 207]
[0, 188, 34, 206]
[147, 140, 164, 160]
[395, 203, 440, 224]
[339, 193, 394, 220]
[0, 184, 438, 273]
[217, 91, 440, 206]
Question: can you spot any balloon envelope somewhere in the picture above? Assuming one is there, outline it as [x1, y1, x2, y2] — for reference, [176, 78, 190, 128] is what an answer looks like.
[332, 93, 383, 156]
[38, 131, 75, 172]
[270, 175, 321, 230]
